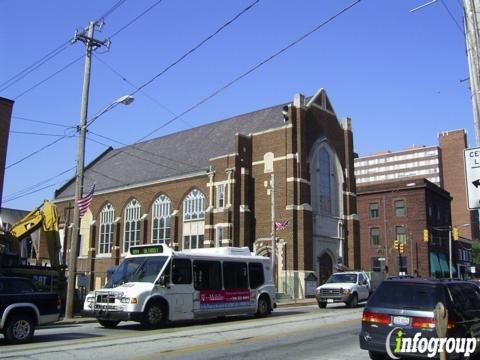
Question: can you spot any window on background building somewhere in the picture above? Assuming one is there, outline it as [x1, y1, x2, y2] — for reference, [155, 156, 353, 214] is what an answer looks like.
[370, 227, 381, 247]
[372, 257, 381, 272]
[215, 227, 224, 247]
[399, 256, 408, 273]
[368, 203, 380, 219]
[124, 199, 141, 253]
[394, 199, 406, 217]
[395, 226, 407, 244]
[216, 183, 225, 208]
[99, 203, 115, 254]
[152, 195, 171, 245]
[183, 189, 205, 250]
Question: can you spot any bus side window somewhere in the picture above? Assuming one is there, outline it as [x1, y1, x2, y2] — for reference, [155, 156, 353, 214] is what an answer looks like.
[193, 260, 222, 290]
[172, 259, 192, 284]
[249, 263, 265, 289]
[223, 262, 248, 290]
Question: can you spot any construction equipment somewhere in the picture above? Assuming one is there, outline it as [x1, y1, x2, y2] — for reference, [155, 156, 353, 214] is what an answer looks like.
[0, 201, 65, 294]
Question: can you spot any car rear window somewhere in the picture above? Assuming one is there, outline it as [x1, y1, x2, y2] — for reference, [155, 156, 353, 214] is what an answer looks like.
[368, 282, 444, 311]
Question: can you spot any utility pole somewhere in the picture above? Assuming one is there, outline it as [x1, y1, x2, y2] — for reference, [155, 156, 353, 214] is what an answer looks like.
[271, 174, 277, 287]
[65, 21, 109, 319]
[464, 0, 480, 146]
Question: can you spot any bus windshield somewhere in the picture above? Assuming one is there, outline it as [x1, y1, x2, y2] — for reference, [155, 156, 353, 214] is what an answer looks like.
[105, 256, 168, 288]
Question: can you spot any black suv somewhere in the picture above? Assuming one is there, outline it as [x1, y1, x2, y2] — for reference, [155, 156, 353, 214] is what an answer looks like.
[359, 278, 480, 359]
[0, 276, 60, 344]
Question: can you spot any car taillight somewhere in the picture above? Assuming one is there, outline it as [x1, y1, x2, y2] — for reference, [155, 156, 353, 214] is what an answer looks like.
[411, 316, 455, 329]
[362, 311, 391, 325]
[412, 316, 436, 329]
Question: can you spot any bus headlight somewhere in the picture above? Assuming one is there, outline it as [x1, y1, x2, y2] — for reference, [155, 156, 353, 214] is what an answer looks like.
[120, 297, 130, 304]
[86, 296, 95, 303]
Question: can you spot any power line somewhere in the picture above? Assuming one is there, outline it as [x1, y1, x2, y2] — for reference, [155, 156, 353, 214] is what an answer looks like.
[3, 167, 76, 204]
[140, 0, 361, 141]
[130, 0, 261, 97]
[0, 0, 130, 96]
[5, 135, 71, 170]
[108, 0, 165, 39]
[10, 130, 65, 137]
[58, 0, 360, 196]
[12, 116, 73, 128]
[0, 42, 71, 93]
[440, 0, 465, 35]
[13, 55, 84, 100]
[94, 55, 178, 117]
[99, 0, 129, 20]
[87, 131, 203, 171]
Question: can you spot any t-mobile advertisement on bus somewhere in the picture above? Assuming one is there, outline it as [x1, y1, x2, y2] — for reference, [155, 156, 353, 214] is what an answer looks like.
[200, 289, 251, 310]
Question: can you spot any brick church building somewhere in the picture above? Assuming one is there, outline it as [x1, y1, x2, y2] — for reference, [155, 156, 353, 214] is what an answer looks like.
[54, 88, 360, 296]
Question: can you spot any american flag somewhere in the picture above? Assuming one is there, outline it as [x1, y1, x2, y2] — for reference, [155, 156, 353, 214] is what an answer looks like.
[275, 220, 288, 231]
[78, 184, 95, 217]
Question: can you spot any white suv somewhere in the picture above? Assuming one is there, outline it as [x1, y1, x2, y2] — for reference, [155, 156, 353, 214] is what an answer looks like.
[315, 271, 370, 308]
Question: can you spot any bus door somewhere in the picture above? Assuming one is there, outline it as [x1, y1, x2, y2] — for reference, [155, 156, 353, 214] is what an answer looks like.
[165, 258, 194, 320]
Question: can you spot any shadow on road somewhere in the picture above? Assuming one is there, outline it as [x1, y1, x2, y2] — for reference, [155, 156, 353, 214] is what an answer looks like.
[0, 332, 103, 346]
[97, 310, 308, 332]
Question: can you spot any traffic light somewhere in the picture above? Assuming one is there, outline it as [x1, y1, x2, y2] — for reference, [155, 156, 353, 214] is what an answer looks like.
[423, 229, 429, 242]
[452, 227, 459, 241]
[394, 240, 399, 250]
[399, 244, 404, 254]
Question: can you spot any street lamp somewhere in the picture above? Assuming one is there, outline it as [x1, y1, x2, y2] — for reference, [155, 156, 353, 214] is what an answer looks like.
[64, 94, 134, 319]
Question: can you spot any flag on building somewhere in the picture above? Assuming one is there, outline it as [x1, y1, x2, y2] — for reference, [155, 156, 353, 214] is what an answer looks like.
[78, 184, 95, 217]
[275, 220, 288, 231]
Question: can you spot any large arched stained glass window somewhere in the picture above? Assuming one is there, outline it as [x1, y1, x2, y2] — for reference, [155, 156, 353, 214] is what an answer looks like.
[152, 195, 171, 245]
[124, 199, 141, 253]
[183, 189, 205, 249]
[99, 203, 115, 254]
[318, 147, 332, 215]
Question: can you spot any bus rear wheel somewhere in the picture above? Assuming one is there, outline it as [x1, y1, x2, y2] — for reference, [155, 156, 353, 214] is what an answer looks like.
[142, 303, 165, 329]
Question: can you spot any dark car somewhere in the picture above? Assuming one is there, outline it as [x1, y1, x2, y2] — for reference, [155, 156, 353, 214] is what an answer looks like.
[359, 278, 480, 359]
[0, 276, 60, 344]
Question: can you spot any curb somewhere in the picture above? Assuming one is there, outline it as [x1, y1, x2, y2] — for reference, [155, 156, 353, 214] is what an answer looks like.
[276, 300, 317, 308]
[56, 317, 98, 325]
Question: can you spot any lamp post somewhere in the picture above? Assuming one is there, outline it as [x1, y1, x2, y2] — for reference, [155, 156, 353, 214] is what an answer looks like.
[265, 174, 277, 287]
[64, 94, 134, 319]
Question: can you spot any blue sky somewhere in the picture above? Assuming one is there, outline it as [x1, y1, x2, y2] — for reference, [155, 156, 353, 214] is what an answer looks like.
[0, 0, 473, 210]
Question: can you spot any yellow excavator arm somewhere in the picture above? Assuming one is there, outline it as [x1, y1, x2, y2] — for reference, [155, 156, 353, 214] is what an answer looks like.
[5, 200, 61, 268]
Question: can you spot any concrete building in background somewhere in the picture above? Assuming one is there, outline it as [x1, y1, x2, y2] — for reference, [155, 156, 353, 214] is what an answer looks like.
[355, 129, 479, 242]
[54, 89, 360, 296]
[0, 97, 14, 209]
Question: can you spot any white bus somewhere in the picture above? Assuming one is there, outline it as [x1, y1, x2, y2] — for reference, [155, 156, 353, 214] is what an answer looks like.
[83, 244, 276, 328]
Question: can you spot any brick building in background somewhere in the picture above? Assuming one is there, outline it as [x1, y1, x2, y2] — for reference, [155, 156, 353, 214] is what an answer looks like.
[54, 89, 360, 296]
[0, 97, 13, 209]
[355, 129, 476, 277]
[358, 179, 453, 277]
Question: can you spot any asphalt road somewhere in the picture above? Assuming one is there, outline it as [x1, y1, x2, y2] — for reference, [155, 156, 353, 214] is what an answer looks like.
[0, 304, 368, 360]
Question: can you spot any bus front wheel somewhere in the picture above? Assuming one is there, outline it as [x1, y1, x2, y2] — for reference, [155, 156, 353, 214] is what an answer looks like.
[256, 295, 271, 317]
[98, 319, 120, 328]
[142, 303, 165, 329]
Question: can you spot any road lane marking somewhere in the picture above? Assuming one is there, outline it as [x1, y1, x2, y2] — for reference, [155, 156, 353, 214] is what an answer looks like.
[133, 318, 360, 359]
